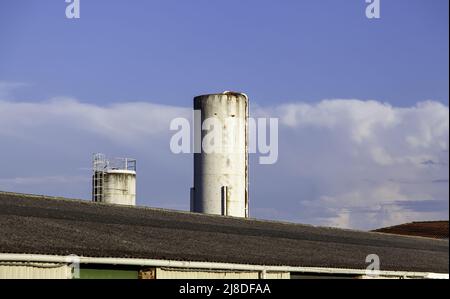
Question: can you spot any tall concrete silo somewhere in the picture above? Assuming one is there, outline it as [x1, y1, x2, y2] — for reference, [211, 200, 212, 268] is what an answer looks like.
[191, 92, 249, 218]
[92, 153, 136, 206]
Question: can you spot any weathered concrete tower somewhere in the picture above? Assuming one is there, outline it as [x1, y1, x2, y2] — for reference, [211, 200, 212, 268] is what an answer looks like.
[92, 153, 136, 206]
[191, 92, 249, 218]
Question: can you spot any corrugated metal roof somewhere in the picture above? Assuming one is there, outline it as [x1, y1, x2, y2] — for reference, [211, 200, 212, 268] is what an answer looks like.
[0, 191, 448, 273]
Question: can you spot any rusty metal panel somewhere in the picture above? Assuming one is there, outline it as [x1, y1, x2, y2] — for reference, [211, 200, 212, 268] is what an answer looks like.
[139, 267, 156, 279]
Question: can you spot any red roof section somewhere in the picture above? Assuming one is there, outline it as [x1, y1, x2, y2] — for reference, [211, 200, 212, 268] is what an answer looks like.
[373, 221, 449, 239]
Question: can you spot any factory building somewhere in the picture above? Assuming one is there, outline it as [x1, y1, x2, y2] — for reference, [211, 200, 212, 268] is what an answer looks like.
[0, 191, 448, 279]
[0, 92, 448, 279]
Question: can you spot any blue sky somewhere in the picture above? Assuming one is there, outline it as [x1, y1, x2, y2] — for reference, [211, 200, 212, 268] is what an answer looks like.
[0, 0, 448, 229]
[1, 0, 448, 106]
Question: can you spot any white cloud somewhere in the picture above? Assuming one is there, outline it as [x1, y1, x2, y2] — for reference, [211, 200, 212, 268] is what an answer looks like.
[0, 175, 89, 185]
[0, 97, 190, 144]
[0, 95, 448, 230]
[253, 99, 449, 229]
[0, 81, 29, 99]
[273, 100, 399, 142]
[256, 99, 449, 167]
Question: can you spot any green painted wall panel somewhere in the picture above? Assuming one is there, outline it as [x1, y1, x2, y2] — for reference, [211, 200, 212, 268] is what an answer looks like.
[79, 268, 138, 279]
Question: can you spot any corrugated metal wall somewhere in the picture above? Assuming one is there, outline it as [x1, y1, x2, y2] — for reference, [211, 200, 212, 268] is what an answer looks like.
[1, 263, 291, 279]
[154, 268, 290, 279]
[0, 263, 72, 279]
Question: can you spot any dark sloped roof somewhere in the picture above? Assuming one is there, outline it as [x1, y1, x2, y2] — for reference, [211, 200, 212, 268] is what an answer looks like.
[373, 221, 449, 239]
[0, 191, 448, 273]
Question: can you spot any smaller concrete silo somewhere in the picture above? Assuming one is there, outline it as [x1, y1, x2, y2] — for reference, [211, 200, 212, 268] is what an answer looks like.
[92, 153, 136, 206]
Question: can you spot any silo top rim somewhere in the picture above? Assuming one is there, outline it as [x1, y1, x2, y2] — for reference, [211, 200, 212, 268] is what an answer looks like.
[195, 91, 248, 100]
[106, 169, 136, 175]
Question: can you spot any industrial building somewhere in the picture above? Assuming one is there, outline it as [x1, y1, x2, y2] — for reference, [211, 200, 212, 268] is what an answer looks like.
[0, 92, 448, 279]
[0, 191, 448, 279]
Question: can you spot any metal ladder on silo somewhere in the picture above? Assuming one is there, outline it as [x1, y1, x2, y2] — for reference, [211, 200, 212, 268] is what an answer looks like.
[92, 170, 105, 202]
